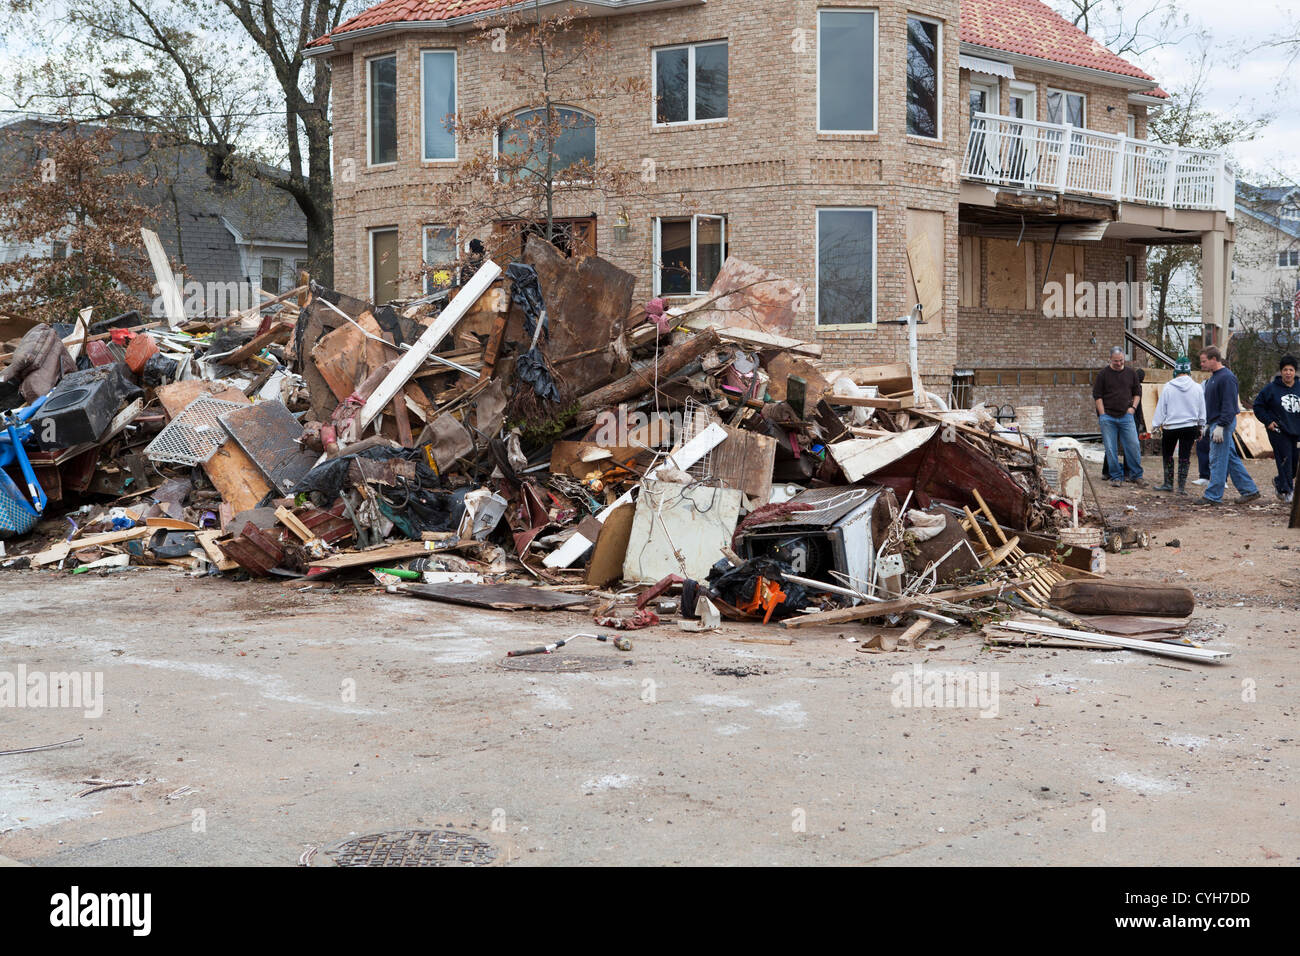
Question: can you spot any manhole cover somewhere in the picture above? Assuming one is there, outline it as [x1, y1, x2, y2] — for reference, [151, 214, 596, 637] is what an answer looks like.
[498, 653, 630, 672]
[323, 829, 499, 867]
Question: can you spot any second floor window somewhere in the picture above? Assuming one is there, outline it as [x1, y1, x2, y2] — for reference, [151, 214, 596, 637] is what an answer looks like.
[368, 54, 397, 165]
[421, 50, 457, 161]
[1046, 88, 1085, 127]
[496, 106, 595, 183]
[906, 16, 941, 139]
[654, 41, 728, 125]
[818, 9, 877, 133]
[1278, 250, 1299, 268]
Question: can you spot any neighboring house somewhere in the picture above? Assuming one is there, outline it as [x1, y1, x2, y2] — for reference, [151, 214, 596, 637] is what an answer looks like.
[0, 115, 308, 315]
[1230, 182, 1300, 335]
[306, 0, 1235, 431]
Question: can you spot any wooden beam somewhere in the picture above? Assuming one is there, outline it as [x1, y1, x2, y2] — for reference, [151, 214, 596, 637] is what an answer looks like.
[782, 582, 1022, 629]
[357, 260, 502, 430]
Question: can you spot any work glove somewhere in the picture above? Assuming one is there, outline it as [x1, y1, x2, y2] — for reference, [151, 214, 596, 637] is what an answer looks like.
[1212, 428, 1225, 444]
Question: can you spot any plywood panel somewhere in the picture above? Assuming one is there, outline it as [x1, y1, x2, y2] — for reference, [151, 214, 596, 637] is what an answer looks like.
[986, 238, 1028, 311]
[905, 209, 945, 336]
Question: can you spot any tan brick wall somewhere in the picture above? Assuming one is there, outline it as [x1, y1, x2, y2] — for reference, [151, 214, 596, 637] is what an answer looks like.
[326, 0, 963, 377]
[957, 235, 1150, 431]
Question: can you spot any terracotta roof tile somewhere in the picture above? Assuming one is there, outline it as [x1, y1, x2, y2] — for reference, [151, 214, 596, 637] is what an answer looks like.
[961, 0, 1155, 82]
[308, 0, 516, 47]
[311, 0, 1160, 94]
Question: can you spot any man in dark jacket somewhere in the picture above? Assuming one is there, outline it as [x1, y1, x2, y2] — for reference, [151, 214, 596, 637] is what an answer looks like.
[1198, 346, 1261, 505]
[1253, 354, 1300, 501]
[1092, 346, 1145, 487]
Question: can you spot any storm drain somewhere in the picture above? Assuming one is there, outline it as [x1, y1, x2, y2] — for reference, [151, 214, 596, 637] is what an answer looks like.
[324, 829, 499, 867]
[498, 654, 630, 672]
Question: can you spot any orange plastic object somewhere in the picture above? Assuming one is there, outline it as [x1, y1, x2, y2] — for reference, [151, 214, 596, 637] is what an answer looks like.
[124, 332, 158, 373]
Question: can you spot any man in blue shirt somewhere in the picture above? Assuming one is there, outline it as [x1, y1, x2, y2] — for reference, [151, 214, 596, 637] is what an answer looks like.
[1197, 346, 1261, 506]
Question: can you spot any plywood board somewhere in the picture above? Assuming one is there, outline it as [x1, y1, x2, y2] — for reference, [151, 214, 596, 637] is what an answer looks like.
[399, 582, 592, 611]
[311, 311, 387, 402]
[156, 381, 270, 513]
[906, 209, 945, 336]
[586, 502, 635, 587]
[220, 401, 316, 496]
[828, 426, 938, 483]
[711, 425, 777, 503]
[985, 238, 1028, 311]
[1235, 409, 1273, 458]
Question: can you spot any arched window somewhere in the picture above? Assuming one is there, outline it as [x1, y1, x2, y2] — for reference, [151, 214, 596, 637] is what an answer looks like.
[496, 106, 595, 182]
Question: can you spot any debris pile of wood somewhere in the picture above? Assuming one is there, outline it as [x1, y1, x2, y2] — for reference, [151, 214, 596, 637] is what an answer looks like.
[0, 236, 1228, 664]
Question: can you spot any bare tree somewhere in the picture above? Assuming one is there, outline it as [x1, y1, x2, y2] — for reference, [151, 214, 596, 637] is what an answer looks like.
[1050, 0, 1188, 57]
[2, 0, 360, 285]
[424, 1, 659, 286]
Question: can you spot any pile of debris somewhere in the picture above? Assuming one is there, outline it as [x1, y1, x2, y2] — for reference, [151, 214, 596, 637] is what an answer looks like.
[0, 236, 1223, 664]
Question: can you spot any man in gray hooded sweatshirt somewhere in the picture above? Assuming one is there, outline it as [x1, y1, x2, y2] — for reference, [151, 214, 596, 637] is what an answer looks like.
[1151, 356, 1205, 495]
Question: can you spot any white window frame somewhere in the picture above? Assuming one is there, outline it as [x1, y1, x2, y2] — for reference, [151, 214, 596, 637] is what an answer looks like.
[1008, 82, 1036, 121]
[653, 214, 727, 297]
[905, 14, 943, 141]
[260, 256, 283, 295]
[422, 224, 459, 294]
[419, 49, 458, 162]
[815, 207, 878, 329]
[969, 78, 998, 118]
[366, 53, 398, 167]
[368, 226, 399, 303]
[1278, 250, 1299, 268]
[1126, 112, 1137, 138]
[817, 8, 879, 135]
[1046, 87, 1086, 127]
[651, 40, 729, 127]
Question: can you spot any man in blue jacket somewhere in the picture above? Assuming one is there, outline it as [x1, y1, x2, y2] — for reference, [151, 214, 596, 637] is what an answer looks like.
[1252, 354, 1300, 501]
[1198, 346, 1261, 506]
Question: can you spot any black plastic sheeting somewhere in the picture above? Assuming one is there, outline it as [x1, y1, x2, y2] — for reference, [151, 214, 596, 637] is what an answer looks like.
[706, 556, 811, 620]
[291, 446, 463, 540]
[505, 262, 547, 343]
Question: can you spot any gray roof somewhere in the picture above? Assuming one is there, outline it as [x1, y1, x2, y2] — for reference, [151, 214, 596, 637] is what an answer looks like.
[0, 116, 306, 288]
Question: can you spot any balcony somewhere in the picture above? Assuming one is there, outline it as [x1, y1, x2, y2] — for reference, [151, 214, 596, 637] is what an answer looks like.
[962, 113, 1235, 216]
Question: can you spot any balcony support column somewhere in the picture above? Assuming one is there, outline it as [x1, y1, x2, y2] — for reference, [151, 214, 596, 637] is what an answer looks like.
[1201, 229, 1226, 346]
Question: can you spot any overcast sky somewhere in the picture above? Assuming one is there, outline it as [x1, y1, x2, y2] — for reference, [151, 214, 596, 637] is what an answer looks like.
[1112, 0, 1300, 183]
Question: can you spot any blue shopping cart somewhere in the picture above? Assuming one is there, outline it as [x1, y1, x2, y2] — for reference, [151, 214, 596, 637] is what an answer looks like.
[0, 394, 50, 537]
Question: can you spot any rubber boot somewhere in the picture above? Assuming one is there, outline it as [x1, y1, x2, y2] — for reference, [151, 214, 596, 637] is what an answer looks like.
[1176, 459, 1189, 495]
[1154, 456, 1174, 492]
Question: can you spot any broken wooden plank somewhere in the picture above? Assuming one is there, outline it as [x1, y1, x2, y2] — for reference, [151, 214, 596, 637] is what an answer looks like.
[32, 526, 152, 567]
[397, 582, 592, 611]
[782, 582, 1019, 630]
[994, 621, 1230, 663]
[141, 228, 185, 329]
[305, 541, 437, 573]
[358, 260, 502, 430]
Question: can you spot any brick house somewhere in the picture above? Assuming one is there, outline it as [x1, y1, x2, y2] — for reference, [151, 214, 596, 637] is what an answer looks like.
[305, 0, 1235, 431]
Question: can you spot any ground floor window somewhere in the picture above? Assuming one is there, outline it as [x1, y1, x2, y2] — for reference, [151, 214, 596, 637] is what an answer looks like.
[369, 227, 399, 304]
[492, 216, 596, 261]
[423, 225, 458, 294]
[816, 208, 876, 326]
[654, 214, 726, 296]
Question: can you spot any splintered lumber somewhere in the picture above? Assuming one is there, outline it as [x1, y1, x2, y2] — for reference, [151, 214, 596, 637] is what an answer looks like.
[141, 227, 185, 328]
[826, 394, 903, 411]
[32, 527, 153, 567]
[782, 582, 1021, 629]
[993, 621, 1230, 663]
[357, 260, 502, 430]
[576, 328, 721, 421]
[397, 582, 592, 611]
[678, 318, 822, 357]
[221, 321, 294, 365]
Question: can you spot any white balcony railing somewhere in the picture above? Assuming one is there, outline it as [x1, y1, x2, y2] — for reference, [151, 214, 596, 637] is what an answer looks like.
[963, 112, 1234, 216]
